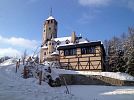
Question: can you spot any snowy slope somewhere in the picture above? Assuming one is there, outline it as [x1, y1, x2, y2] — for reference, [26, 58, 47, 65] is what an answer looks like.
[0, 60, 134, 100]
[0, 58, 17, 66]
[0, 64, 80, 100]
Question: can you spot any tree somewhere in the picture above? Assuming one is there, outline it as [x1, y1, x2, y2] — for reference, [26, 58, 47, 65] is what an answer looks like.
[126, 50, 134, 76]
[104, 27, 134, 73]
[21, 50, 27, 65]
[107, 36, 121, 71]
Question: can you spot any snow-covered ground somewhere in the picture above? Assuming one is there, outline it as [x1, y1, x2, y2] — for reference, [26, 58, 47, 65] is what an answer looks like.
[0, 58, 17, 66]
[54, 68, 134, 81]
[0, 64, 79, 100]
[55, 85, 134, 100]
[0, 59, 134, 100]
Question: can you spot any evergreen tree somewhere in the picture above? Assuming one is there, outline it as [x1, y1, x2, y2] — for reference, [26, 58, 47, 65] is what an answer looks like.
[126, 51, 134, 76]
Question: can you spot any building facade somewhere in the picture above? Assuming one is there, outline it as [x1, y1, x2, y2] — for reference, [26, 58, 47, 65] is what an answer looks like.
[40, 15, 106, 71]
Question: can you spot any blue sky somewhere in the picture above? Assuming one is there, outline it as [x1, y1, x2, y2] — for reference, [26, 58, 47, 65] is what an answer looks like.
[0, 0, 134, 57]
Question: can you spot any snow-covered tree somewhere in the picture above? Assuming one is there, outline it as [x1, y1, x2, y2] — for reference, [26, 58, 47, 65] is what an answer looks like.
[126, 50, 134, 76]
[104, 27, 134, 73]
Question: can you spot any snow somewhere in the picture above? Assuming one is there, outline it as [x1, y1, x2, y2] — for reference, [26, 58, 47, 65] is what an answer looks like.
[57, 85, 134, 100]
[53, 36, 88, 47]
[0, 58, 17, 66]
[0, 64, 79, 100]
[54, 37, 71, 42]
[0, 60, 134, 100]
[53, 68, 134, 81]
[51, 51, 59, 56]
[46, 16, 55, 20]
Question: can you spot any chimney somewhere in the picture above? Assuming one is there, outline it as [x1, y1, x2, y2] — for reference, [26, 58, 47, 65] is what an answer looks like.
[71, 31, 76, 43]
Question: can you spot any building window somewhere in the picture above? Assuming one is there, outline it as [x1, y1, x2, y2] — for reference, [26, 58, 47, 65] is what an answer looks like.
[49, 27, 51, 30]
[64, 48, 76, 56]
[89, 47, 96, 54]
[44, 30, 45, 32]
[81, 47, 87, 54]
[81, 47, 95, 54]
[44, 52, 46, 55]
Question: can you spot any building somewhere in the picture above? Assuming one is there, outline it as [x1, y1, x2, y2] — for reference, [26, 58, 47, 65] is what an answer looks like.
[40, 14, 106, 71]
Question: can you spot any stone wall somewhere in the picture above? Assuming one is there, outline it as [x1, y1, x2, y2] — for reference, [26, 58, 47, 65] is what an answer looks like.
[59, 74, 134, 86]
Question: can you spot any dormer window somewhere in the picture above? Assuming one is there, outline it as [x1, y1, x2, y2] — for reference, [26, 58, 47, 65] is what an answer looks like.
[65, 39, 70, 44]
[75, 39, 79, 43]
[57, 40, 61, 45]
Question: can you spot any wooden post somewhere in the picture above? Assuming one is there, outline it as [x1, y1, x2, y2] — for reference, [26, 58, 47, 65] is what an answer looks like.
[62, 77, 69, 94]
[16, 62, 18, 73]
[68, 59, 69, 70]
[78, 57, 79, 70]
[23, 66, 27, 79]
[39, 70, 42, 85]
[88, 57, 90, 70]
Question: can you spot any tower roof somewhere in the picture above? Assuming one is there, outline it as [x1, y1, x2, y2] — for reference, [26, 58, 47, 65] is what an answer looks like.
[46, 16, 55, 20]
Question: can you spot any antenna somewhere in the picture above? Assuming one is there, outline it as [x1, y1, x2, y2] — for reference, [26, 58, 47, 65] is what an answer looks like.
[50, 7, 52, 16]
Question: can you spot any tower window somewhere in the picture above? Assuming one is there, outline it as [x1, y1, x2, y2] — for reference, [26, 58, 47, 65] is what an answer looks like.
[51, 20, 53, 23]
[48, 20, 50, 24]
[49, 27, 51, 30]
[44, 30, 45, 32]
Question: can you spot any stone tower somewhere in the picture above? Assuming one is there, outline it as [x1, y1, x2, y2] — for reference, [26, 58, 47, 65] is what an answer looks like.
[42, 15, 58, 43]
[40, 13, 58, 63]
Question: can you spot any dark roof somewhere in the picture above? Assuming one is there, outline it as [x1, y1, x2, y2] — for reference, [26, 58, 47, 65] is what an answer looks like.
[57, 41, 102, 50]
